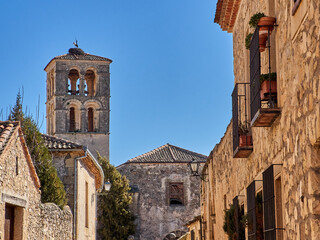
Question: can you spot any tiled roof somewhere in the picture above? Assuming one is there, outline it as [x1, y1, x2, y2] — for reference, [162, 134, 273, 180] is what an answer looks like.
[53, 53, 112, 62]
[41, 134, 104, 190]
[214, 0, 241, 32]
[44, 48, 112, 70]
[0, 121, 19, 154]
[42, 134, 83, 150]
[0, 121, 41, 189]
[126, 144, 207, 164]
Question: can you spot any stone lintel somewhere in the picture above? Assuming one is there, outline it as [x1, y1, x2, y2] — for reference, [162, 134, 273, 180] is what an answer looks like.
[2, 193, 27, 207]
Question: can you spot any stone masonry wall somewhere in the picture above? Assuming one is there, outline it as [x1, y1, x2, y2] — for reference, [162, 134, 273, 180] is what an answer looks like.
[118, 163, 203, 240]
[0, 128, 72, 239]
[203, 0, 320, 239]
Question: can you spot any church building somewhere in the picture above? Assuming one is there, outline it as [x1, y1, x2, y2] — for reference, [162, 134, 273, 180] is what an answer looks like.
[44, 47, 112, 159]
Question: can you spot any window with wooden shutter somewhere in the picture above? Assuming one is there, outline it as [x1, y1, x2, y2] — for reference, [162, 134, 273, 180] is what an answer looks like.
[250, 27, 261, 123]
[247, 182, 256, 240]
[263, 165, 276, 240]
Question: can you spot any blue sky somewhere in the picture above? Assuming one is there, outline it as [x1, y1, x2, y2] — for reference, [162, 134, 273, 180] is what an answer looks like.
[0, 0, 234, 166]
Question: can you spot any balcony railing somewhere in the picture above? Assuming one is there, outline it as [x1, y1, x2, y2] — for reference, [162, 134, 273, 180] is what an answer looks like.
[232, 83, 253, 158]
[250, 26, 281, 127]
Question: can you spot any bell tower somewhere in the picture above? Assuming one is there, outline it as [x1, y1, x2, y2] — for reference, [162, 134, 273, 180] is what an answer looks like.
[45, 48, 112, 159]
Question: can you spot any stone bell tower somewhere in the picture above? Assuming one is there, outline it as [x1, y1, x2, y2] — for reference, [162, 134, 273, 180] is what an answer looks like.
[45, 47, 112, 159]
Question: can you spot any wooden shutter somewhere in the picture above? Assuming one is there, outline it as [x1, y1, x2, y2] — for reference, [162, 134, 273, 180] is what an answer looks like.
[263, 165, 276, 240]
[247, 182, 256, 240]
[232, 85, 239, 152]
[250, 27, 261, 121]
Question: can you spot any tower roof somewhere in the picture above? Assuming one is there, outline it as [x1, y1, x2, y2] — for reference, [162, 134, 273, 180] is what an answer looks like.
[123, 143, 207, 164]
[44, 48, 112, 70]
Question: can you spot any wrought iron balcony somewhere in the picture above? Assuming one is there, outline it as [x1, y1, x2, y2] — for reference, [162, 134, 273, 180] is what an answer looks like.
[250, 26, 281, 127]
[232, 83, 253, 158]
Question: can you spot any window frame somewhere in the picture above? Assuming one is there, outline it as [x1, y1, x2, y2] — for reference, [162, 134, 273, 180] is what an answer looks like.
[168, 182, 184, 206]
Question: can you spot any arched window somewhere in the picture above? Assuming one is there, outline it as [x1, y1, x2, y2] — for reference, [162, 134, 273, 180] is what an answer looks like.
[88, 107, 94, 132]
[85, 70, 95, 96]
[68, 69, 80, 95]
[69, 107, 76, 131]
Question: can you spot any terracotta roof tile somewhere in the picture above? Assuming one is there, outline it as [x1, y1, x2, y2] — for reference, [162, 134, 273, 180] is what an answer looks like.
[214, 0, 241, 33]
[44, 48, 112, 70]
[41, 134, 83, 150]
[0, 121, 19, 154]
[125, 144, 207, 164]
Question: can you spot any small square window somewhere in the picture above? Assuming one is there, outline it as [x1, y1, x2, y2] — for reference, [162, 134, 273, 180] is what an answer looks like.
[169, 182, 184, 206]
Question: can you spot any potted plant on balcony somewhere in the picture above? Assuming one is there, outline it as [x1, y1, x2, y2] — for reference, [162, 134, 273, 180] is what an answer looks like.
[249, 12, 276, 52]
[260, 72, 277, 100]
[238, 121, 252, 147]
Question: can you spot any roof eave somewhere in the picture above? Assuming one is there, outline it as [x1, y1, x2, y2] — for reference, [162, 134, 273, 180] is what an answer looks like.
[214, 0, 241, 33]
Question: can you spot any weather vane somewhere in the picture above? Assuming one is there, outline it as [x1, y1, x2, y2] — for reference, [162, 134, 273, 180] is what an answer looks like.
[73, 39, 79, 48]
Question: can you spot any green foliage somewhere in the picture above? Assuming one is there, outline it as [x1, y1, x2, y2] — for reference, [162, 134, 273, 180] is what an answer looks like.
[223, 204, 236, 240]
[256, 192, 264, 240]
[97, 154, 135, 240]
[245, 33, 253, 50]
[249, 12, 265, 28]
[223, 203, 246, 240]
[260, 72, 277, 83]
[9, 92, 67, 208]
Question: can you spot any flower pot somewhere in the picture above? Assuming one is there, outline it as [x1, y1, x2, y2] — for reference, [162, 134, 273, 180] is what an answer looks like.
[239, 135, 252, 146]
[260, 80, 277, 100]
[258, 17, 276, 36]
[259, 34, 268, 52]
[258, 17, 276, 52]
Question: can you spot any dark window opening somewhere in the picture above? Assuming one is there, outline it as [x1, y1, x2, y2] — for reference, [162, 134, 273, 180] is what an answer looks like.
[5, 204, 14, 240]
[191, 230, 195, 240]
[69, 107, 76, 132]
[68, 69, 80, 95]
[88, 108, 94, 132]
[169, 182, 184, 206]
[170, 199, 183, 205]
[85, 70, 95, 97]
[15, 157, 19, 175]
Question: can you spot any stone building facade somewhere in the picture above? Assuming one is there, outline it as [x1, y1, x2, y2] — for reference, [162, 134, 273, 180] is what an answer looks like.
[0, 121, 72, 240]
[42, 134, 104, 240]
[117, 144, 206, 240]
[201, 0, 320, 239]
[45, 48, 112, 159]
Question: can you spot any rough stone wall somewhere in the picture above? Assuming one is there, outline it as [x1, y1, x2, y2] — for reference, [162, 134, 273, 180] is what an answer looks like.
[46, 60, 110, 159]
[204, 0, 320, 239]
[51, 151, 79, 214]
[0, 128, 72, 239]
[37, 203, 73, 240]
[118, 163, 203, 240]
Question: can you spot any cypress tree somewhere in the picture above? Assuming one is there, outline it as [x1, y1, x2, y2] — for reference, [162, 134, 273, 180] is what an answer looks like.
[9, 92, 67, 208]
[97, 154, 135, 240]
